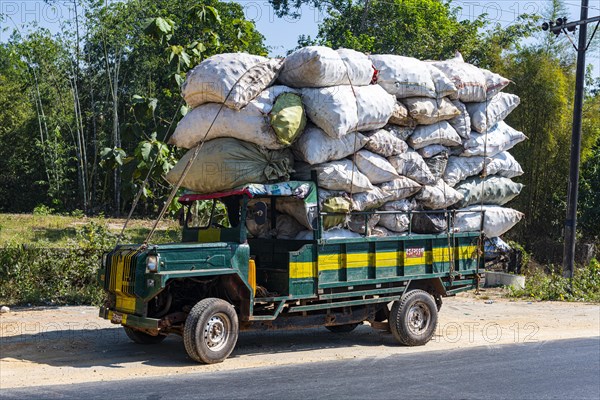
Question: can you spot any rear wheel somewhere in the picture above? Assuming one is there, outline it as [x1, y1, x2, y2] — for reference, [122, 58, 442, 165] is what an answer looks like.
[184, 298, 239, 364]
[389, 290, 438, 346]
[124, 327, 167, 344]
[325, 323, 360, 333]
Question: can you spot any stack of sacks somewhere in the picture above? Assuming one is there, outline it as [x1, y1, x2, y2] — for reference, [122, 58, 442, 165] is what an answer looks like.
[166, 46, 526, 240]
[166, 53, 301, 193]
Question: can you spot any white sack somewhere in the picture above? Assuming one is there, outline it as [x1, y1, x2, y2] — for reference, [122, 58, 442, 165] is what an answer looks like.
[453, 205, 524, 237]
[407, 121, 462, 149]
[351, 186, 390, 211]
[402, 97, 460, 125]
[369, 226, 395, 237]
[389, 101, 415, 126]
[386, 125, 414, 141]
[370, 55, 436, 98]
[429, 65, 459, 98]
[379, 177, 421, 201]
[485, 151, 524, 178]
[364, 129, 408, 157]
[418, 144, 449, 158]
[462, 121, 527, 157]
[315, 159, 374, 193]
[415, 179, 464, 209]
[348, 213, 380, 235]
[354, 149, 400, 184]
[293, 126, 368, 165]
[466, 92, 520, 133]
[182, 53, 282, 110]
[431, 55, 510, 102]
[279, 46, 374, 87]
[388, 151, 437, 185]
[171, 86, 297, 150]
[378, 199, 416, 232]
[296, 228, 362, 240]
[301, 85, 396, 138]
[443, 156, 485, 187]
[448, 100, 471, 139]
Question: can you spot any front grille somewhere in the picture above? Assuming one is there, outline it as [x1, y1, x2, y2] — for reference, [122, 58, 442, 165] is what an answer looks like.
[104, 248, 141, 313]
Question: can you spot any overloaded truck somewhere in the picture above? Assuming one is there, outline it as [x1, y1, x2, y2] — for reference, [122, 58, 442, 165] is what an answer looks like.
[98, 180, 482, 364]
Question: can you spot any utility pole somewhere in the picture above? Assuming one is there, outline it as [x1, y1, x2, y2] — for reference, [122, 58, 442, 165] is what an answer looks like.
[542, 1, 600, 280]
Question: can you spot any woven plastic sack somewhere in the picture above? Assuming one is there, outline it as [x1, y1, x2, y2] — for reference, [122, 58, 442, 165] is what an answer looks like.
[275, 197, 316, 230]
[182, 53, 283, 110]
[412, 212, 448, 234]
[370, 55, 436, 98]
[386, 124, 414, 141]
[321, 195, 352, 230]
[415, 179, 464, 209]
[315, 159, 374, 193]
[425, 152, 449, 181]
[296, 228, 362, 240]
[453, 205, 524, 237]
[165, 138, 294, 193]
[379, 177, 421, 201]
[418, 144, 449, 159]
[388, 151, 437, 185]
[279, 46, 374, 87]
[369, 226, 395, 237]
[301, 85, 396, 138]
[431, 55, 509, 102]
[454, 176, 523, 208]
[293, 126, 367, 165]
[402, 97, 460, 125]
[270, 92, 307, 145]
[448, 100, 471, 139]
[466, 92, 520, 133]
[355, 149, 400, 184]
[379, 199, 416, 232]
[429, 65, 459, 98]
[443, 156, 485, 187]
[485, 151, 524, 178]
[462, 121, 527, 157]
[389, 101, 415, 126]
[407, 121, 462, 149]
[364, 129, 408, 157]
[348, 213, 380, 235]
[351, 186, 390, 211]
[246, 214, 304, 239]
[171, 86, 302, 150]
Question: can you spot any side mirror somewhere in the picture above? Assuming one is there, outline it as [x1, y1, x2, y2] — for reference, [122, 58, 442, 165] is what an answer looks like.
[254, 201, 268, 225]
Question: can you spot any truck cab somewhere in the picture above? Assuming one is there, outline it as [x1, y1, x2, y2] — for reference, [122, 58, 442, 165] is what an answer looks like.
[98, 181, 482, 364]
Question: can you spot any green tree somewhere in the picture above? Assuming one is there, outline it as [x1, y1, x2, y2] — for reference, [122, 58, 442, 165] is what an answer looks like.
[295, 0, 486, 60]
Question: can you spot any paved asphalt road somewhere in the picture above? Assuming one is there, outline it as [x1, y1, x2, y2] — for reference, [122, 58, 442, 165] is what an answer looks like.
[2, 337, 599, 399]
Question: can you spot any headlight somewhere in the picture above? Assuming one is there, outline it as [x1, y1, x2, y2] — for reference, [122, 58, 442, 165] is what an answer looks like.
[146, 255, 159, 272]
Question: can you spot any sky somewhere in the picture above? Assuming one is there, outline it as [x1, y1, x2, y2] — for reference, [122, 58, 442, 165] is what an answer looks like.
[0, 0, 598, 75]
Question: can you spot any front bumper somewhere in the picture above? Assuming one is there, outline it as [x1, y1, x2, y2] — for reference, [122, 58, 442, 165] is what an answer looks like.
[99, 306, 160, 330]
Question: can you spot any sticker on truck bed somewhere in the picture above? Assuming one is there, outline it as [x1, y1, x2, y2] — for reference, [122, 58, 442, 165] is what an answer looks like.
[406, 248, 425, 258]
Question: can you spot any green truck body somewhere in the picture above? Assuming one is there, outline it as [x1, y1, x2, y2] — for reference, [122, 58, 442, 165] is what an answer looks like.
[98, 180, 482, 363]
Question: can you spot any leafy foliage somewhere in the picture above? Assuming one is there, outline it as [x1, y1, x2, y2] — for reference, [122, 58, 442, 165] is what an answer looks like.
[509, 259, 600, 302]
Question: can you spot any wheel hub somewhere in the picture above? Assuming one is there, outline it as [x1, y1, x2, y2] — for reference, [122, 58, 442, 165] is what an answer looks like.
[407, 302, 430, 335]
[204, 313, 229, 352]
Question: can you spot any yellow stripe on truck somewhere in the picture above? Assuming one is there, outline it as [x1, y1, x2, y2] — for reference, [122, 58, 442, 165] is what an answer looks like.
[289, 246, 478, 279]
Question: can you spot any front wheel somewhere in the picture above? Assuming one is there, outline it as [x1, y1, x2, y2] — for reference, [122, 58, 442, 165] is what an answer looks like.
[389, 290, 438, 346]
[184, 298, 239, 364]
[124, 327, 167, 344]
